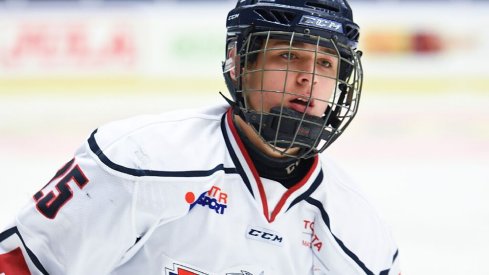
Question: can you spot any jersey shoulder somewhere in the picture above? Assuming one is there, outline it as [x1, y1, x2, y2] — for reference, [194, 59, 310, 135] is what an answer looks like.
[81, 104, 230, 176]
[313, 155, 398, 270]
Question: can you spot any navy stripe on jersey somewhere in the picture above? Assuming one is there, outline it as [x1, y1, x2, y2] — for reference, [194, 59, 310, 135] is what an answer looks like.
[393, 249, 399, 262]
[379, 249, 399, 275]
[286, 170, 323, 211]
[220, 112, 255, 197]
[306, 197, 374, 275]
[88, 130, 237, 177]
[0, 227, 49, 275]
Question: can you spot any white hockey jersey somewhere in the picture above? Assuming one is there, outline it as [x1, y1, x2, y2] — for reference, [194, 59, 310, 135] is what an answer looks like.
[0, 105, 400, 275]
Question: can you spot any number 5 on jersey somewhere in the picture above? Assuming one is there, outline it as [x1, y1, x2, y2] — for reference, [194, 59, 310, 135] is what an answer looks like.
[33, 159, 90, 219]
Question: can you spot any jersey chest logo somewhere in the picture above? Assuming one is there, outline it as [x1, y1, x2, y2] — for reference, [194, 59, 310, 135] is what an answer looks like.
[165, 262, 263, 275]
[165, 263, 208, 275]
[186, 185, 229, 215]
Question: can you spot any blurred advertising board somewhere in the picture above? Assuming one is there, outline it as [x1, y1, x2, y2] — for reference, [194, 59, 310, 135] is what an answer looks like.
[0, 2, 487, 92]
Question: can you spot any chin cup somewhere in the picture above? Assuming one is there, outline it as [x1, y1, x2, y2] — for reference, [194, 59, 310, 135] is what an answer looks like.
[244, 107, 330, 152]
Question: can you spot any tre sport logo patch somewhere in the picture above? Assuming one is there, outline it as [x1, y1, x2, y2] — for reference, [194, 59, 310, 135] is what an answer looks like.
[186, 186, 228, 215]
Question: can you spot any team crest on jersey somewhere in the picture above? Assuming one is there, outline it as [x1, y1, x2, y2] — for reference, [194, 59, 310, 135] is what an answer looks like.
[165, 263, 261, 275]
[165, 263, 208, 275]
[186, 185, 228, 215]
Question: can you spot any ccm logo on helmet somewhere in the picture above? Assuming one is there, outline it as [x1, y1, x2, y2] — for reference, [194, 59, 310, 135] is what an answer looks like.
[299, 15, 343, 33]
[228, 13, 239, 21]
[246, 226, 283, 246]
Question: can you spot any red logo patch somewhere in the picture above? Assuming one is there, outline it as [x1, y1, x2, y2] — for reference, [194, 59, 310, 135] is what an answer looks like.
[0, 247, 30, 275]
[165, 263, 208, 275]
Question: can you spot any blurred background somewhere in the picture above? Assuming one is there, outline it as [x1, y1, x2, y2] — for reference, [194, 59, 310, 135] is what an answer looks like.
[0, 0, 488, 274]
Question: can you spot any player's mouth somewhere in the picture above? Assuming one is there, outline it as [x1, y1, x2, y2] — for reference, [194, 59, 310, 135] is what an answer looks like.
[288, 97, 314, 114]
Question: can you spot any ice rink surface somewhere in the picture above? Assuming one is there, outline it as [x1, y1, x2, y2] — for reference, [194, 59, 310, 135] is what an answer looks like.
[0, 90, 488, 274]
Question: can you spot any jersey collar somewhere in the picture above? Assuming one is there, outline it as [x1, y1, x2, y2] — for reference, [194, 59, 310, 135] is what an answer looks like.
[222, 108, 322, 223]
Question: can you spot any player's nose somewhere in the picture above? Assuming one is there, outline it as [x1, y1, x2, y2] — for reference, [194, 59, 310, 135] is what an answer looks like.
[296, 61, 318, 88]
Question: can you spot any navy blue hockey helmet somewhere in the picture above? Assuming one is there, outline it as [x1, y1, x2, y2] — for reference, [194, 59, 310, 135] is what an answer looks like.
[226, 0, 359, 59]
[223, 0, 363, 159]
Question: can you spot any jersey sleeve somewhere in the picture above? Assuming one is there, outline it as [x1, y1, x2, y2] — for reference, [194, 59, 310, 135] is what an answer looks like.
[0, 141, 139, 275]
[311, 156, 401, 275]
[310, 205, 400, 275]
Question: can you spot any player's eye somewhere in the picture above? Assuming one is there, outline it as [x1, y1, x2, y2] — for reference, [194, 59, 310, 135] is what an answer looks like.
[317, 59, 332, 68]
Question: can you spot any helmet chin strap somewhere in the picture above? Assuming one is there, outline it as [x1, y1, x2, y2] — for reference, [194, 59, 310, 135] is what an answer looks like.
[243, 107, 332, 155]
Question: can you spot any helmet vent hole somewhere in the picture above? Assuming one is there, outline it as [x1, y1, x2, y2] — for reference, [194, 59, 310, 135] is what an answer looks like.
[255, 9, 277, 22]
[272, 10, 296, 23]
[345, 25, 360, 41]
[305, 1, 340, 13]
[254, 9, 296, 24]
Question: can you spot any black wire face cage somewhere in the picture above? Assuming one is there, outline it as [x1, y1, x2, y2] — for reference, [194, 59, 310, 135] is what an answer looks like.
[235, 30, 363, 159]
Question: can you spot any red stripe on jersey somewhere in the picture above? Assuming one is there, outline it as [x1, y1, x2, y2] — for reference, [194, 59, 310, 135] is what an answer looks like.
[226, 109, 271, 221]
[0, 247, 31, 275]
[269, 156, 318, 222]
[226, 108, 319, 223]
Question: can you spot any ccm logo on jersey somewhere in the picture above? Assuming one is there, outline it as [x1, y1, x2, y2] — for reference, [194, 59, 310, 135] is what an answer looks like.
[186, 186, 228, 215]
[246, 226, 283, 247]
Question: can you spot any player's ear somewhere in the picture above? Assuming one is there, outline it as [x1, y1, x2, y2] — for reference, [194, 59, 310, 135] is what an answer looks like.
[225, 41, 239, 81]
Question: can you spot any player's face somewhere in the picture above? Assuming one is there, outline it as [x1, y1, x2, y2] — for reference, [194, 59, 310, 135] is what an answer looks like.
[242, 39, 339, 117]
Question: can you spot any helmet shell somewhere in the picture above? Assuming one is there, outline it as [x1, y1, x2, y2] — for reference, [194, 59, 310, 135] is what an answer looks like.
[226, 0, 360, 52]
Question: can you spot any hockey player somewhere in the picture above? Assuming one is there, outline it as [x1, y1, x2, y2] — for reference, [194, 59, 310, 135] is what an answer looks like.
[0, 0, 400, 274]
